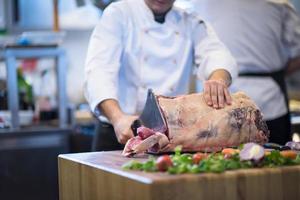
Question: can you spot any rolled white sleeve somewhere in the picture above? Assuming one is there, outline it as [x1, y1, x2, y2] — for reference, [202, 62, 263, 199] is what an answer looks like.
[282, 5, 300, 59]
[193, 22, 238, 81]
[84, 4, 125, 113]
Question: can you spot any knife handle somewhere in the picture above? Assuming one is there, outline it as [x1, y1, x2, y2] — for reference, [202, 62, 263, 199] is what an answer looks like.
[131, 119, 142, 137]
[263, 143, 282, 150]
[263, 143, 291, 151]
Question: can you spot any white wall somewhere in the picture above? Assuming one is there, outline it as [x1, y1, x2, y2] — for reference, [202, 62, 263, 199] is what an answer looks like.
[62, 30, 93, 104]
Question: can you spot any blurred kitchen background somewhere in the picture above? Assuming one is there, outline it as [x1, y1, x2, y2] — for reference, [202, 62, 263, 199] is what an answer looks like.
[0, 1, 109, 200]
[0, 0, 300, 200]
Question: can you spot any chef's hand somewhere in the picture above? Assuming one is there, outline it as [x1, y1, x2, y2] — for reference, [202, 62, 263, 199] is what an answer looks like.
[204, 69, 232, 109]
[112, 114, 138, 144]
[98, 99, 138, 144]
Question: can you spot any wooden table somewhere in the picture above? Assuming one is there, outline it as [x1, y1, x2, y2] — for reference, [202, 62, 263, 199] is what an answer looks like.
[58, 151, 300, 200]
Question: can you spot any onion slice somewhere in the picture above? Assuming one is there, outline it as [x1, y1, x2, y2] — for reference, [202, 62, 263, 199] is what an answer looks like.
[285, 141, 300, 151]
[240, 143, 265, 161]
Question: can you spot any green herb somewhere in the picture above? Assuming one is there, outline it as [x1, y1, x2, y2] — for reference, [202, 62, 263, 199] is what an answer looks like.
[122, 157, 157, 172]
[142, 157, 157, 172]
[238, 144, 244, 150]
[122, 160, 143, 170]
[263, 150, 294, 167]
[122, 146, 300, 174]
[199, 158, 226, 173]
[174, 146, 182, 156]
[294, 154, 300, 164]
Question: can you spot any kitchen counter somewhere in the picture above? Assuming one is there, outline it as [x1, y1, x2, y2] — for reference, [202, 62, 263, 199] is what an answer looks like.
[58, 151, 300, 200]
[0, 127, 71, 200]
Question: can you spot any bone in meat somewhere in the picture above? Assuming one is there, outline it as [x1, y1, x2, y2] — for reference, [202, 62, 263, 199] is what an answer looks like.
[122, 92, 269, 156]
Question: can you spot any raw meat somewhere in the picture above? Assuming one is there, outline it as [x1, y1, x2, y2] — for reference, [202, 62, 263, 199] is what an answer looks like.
[123, 92, 269, 156]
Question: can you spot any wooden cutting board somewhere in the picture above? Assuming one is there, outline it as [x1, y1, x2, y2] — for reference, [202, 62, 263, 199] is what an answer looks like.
[58, 151, 300, 200]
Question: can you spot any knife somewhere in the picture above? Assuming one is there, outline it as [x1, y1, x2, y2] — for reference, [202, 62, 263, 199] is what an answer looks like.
[131, 89, 167, 136]
[263, 143, 291, 151]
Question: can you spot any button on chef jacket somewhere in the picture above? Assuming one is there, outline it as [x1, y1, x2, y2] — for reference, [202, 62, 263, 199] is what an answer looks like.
[194, 0, 300, 120]
[84, 0, 237, 120]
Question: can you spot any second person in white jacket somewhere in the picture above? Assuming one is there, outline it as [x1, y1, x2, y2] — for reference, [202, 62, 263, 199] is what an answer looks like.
[194, 0, 300, 144]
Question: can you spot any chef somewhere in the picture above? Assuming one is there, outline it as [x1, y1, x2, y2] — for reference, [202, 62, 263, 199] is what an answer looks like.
[84, 0, 237, 151]
[194, 0, 300, 145]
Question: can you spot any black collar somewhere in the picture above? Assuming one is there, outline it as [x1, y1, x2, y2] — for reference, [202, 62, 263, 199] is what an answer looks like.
[154, 13, 167, 23]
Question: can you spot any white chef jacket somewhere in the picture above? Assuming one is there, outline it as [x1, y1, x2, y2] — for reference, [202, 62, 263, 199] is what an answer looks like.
[84, 0, 237, 119]
[194, 0, 300, 120]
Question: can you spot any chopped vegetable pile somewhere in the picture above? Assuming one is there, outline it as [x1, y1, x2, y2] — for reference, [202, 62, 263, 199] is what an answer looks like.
[122, 143, 300, 174]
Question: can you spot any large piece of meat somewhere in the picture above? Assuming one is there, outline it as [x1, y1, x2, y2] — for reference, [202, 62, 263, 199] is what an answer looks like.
[123, 92, 269, 156]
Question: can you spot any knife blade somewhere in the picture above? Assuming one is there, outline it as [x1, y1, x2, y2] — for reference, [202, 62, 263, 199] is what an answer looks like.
[131, 89, 167, 136]
[263, 143, 291, 151]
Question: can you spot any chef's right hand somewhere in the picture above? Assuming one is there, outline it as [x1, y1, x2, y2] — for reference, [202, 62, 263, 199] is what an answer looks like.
[111, 114, 138, 144]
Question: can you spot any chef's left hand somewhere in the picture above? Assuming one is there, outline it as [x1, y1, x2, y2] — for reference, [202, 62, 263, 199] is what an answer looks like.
[203, 69, 232, 109]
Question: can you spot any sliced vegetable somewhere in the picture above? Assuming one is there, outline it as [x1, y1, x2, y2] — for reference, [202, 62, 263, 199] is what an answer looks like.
[156, 155, 173, 172]
[280, 150, 298, 160]
[263, 150, 289, 166]
[122, 143, 300, 174]
[285, 141, 300, 151]
[192, 153, 207, 164]
[264, 150, 271, 156]
[222, 148, 240, 156]
[239, 143, 264, 161]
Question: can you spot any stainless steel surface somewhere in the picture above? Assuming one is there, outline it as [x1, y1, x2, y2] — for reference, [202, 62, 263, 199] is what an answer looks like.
[56, 50, 68, 128]
[5, 52, 19, 128]
[3, 45, 68, 129]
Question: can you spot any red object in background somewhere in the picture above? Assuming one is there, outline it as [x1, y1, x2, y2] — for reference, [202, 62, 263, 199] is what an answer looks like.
[21, 59, 38, 72]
